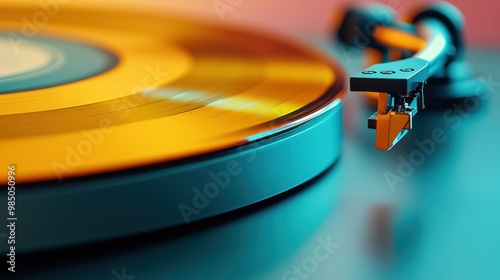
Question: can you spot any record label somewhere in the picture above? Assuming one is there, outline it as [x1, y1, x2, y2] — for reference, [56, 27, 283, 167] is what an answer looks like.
[0, 33, 118, 94]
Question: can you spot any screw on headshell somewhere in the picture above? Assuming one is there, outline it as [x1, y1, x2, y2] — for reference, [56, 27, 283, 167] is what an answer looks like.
[381, 70, 396, 74]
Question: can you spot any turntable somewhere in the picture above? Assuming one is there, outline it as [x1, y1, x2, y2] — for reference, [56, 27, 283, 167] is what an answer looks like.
[1, 1, 499, 279]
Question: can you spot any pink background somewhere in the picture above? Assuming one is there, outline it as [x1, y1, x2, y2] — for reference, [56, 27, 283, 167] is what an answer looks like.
[112, 0, 500, 48]
[15, 0, 500, 47]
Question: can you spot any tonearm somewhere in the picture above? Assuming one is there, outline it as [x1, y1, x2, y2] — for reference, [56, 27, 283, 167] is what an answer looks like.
[338, 2, 486, 150]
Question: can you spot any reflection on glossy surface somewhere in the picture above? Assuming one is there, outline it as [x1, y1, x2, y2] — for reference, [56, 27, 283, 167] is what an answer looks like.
[12, 159, 343, 279]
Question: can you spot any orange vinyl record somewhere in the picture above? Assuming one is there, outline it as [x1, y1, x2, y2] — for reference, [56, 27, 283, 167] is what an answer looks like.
[0, 5, 345, 184]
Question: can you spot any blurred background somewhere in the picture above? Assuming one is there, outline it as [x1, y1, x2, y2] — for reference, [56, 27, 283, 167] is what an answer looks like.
[15, 0, 498, 47]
